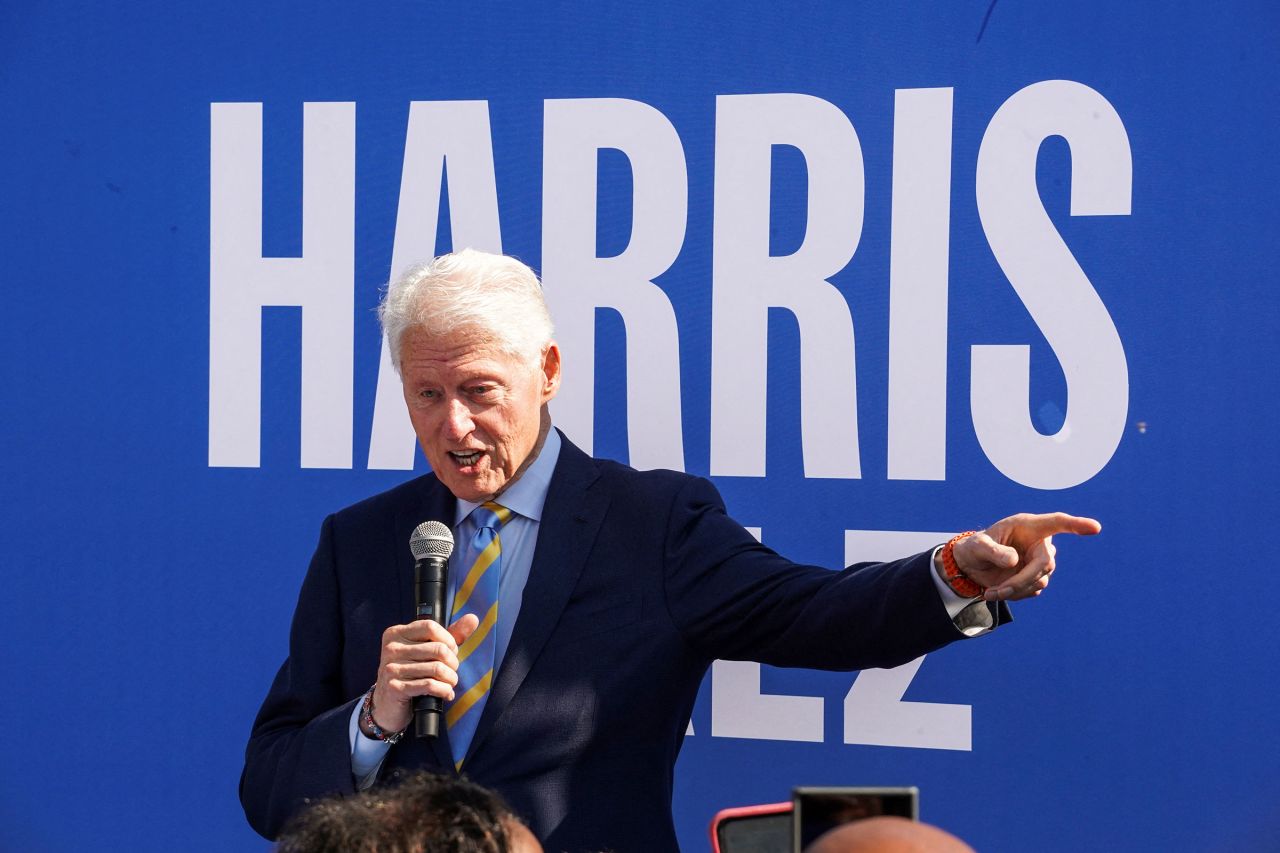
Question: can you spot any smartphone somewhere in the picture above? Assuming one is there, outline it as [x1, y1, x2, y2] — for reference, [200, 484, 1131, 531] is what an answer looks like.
[792, 786, 919, 851]
[710, 802, 792, 853]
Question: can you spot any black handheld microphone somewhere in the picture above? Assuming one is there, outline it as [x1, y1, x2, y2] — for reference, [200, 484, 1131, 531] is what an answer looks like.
[410, 521, 455, 739]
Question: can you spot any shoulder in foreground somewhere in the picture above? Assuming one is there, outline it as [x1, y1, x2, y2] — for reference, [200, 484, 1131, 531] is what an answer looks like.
[587, 456, 719, 506]
[593, 457, 694, 487]
[556, 430, 702, 499]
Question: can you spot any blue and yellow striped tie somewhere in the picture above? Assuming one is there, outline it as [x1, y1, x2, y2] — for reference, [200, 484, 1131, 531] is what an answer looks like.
[446, 500, 512, 769]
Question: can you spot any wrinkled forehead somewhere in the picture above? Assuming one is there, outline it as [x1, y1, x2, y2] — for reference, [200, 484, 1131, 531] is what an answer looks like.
[414, 319, 500, 350]
[399, 324, 534, 373]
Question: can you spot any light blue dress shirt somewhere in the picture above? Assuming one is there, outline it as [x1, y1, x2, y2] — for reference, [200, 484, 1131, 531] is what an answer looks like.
[349, 428, 562, 784]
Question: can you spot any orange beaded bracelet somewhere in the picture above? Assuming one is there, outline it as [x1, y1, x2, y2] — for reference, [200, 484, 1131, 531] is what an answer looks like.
[941, 531, 985, 598]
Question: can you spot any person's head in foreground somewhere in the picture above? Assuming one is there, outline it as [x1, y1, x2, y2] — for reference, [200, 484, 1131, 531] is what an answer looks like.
[803, 816, 975, 853]
[276, 770, 542, 853]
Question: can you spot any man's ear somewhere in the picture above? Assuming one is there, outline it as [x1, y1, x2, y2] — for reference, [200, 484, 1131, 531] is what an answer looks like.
[540, 342, 562, 401]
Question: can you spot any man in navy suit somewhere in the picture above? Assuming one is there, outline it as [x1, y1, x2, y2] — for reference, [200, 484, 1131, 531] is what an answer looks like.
[241, 250, 1100, 851]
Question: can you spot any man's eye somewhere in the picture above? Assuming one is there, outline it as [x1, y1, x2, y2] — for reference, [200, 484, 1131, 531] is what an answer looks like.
[419, 389, 438, 399]
[470, 385, 492, 396]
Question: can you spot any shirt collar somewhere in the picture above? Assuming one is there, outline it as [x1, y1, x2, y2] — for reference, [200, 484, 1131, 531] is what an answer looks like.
[453, 427, 561, 527]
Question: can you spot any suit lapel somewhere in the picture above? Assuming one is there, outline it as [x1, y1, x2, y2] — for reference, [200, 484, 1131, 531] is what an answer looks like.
[466, 434, 606, 759]
[393, 472, 460, 773]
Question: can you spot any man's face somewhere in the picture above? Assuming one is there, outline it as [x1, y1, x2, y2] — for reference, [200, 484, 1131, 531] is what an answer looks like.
[399, 326, 561, 502]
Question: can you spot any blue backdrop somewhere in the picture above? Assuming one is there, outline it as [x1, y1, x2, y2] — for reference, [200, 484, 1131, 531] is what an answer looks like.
[3, 2, 1278, 850]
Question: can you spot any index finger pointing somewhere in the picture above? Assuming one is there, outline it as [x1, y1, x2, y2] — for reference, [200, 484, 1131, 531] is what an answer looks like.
[1023, 512, 1101, 538]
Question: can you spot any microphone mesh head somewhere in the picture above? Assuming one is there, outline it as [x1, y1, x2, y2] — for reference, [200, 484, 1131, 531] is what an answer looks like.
[410, 521, 454, 560]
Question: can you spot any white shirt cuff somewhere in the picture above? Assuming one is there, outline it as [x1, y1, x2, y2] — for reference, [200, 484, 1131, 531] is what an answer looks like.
[928, 545, 994, 637]
[348, 699, 391, 789]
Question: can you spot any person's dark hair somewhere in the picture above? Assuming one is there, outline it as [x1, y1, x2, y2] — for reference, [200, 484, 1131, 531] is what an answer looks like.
[277, 771, 520, 853]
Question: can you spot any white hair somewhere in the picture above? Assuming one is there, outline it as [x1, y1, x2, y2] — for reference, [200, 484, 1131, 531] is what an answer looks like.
[378, 249, 555, 375]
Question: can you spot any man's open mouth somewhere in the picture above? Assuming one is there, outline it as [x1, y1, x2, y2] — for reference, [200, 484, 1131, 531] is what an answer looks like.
[449, 450, 483, 467]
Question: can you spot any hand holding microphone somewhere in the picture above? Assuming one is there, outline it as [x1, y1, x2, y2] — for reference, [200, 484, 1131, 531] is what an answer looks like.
[361, 522, 479, 741]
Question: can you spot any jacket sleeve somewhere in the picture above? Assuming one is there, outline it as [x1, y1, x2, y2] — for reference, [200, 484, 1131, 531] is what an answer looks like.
[660, 476, 989, 670]
[239, 514, 362, 840]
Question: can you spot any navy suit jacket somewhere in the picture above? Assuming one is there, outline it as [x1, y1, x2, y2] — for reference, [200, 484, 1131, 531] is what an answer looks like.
[241, 434, 987, 851]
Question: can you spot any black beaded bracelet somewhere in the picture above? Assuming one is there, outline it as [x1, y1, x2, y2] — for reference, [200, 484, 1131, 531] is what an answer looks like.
[360, 684, 406, 745]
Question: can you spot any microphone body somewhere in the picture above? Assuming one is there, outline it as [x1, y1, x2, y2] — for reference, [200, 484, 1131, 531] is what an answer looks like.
[409, 521, 455, 739]
[413, 552, 449, 738]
